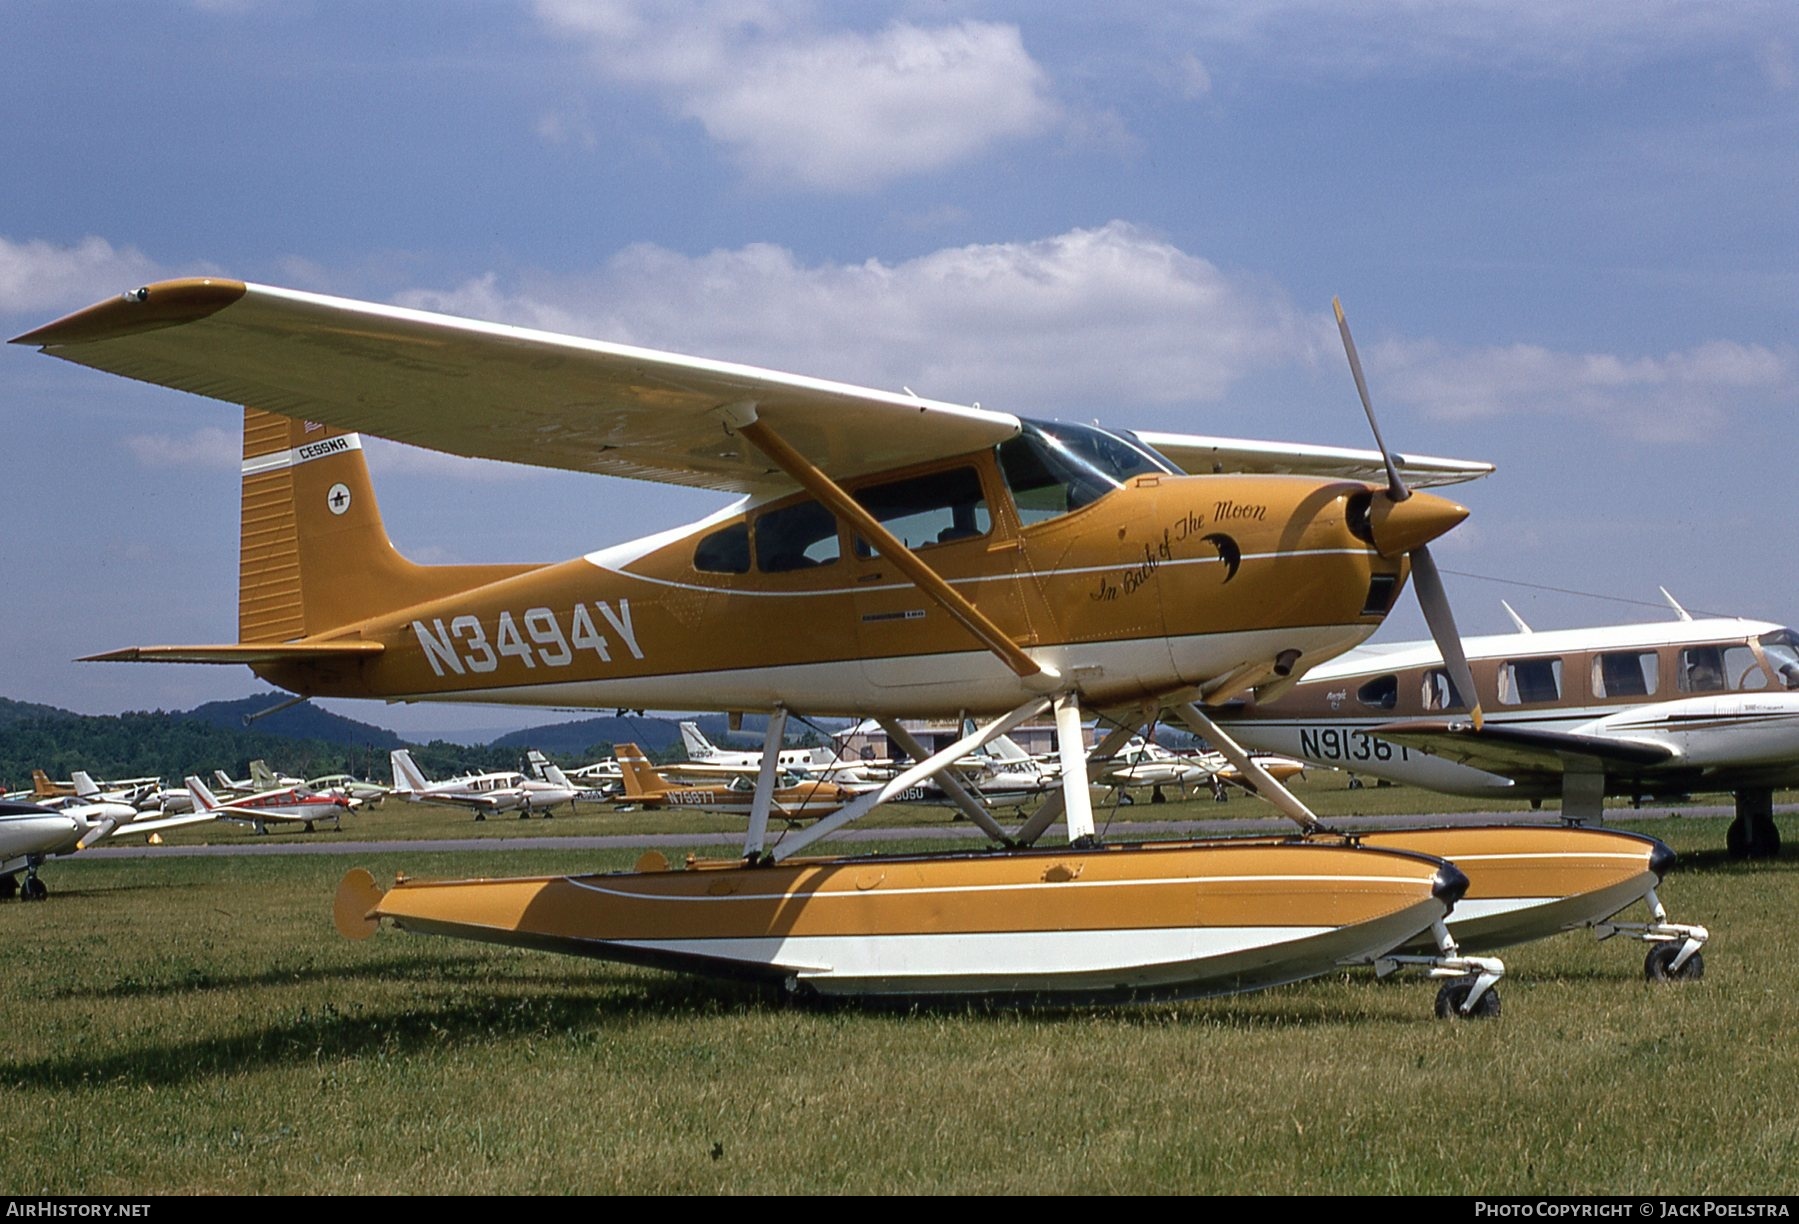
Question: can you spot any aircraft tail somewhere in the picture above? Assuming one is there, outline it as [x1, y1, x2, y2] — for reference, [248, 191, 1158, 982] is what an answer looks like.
[249, 760, 277, 790]
[185, 776, 221, 812]
[31, 769, 67, 800]
[236, 408, 534, 643]
[679, 721, 716, 760]
[214, 770, 238, 792]
[70, 770, 101, 799]
[615, 744, 671, 800]
[390, 749, 430, 795]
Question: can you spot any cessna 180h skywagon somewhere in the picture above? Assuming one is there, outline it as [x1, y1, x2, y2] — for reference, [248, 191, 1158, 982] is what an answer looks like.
[21, 278, 1685, 1011]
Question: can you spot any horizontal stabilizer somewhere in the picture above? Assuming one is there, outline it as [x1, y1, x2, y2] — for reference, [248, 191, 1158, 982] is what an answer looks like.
[1373, 720, 1674, 777]
[81, 641, 384, 665]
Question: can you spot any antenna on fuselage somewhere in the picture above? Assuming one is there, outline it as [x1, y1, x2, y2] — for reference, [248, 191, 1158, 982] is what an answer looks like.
[1660, 587, 1695, 622]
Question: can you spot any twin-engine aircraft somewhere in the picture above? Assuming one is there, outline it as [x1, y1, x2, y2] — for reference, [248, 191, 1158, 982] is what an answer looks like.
[18, 278, 1695, 1010]
[1214, 606, 1799, 858]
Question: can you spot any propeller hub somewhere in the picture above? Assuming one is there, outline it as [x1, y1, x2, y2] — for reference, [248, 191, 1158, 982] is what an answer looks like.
[1367, 490, 1468, 558]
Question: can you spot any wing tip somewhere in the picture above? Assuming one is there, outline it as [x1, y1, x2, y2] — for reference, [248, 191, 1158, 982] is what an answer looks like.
[12, 277, 248, 347]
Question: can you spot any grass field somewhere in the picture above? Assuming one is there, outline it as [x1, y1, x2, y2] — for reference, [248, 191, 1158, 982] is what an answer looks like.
[3, 796, 1796, 1195]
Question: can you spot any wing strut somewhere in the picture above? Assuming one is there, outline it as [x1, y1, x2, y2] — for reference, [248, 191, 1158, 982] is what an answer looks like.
[878, 719, 1014, 845]
[1054, 693, 1100, 846]
[1173, 702, 1327, 835]
[724, 406, 1055, 687]
[741, 707, 789, 860]
[764, 698, 1049, 862]
[1012, 719, 1141, 846]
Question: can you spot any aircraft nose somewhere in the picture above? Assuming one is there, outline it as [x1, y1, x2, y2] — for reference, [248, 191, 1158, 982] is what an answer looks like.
[1367, 490, 1469, 558]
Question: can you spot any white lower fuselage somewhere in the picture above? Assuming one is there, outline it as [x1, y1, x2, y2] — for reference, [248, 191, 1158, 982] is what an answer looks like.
[1226, 693, 1799, 799]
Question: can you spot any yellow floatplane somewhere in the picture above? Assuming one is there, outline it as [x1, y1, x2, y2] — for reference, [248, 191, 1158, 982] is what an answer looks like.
[14, 282, 1698, 1013]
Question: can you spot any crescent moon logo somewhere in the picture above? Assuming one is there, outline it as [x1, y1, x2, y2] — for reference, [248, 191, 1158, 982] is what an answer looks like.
[1202, 532, 1241, 583]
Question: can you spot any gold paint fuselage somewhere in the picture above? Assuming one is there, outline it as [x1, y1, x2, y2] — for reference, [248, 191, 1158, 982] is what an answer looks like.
[261, 447, 1408, 718]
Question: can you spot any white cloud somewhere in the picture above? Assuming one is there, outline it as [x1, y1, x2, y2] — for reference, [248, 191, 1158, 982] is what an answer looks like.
[534, 2, 1057, 190]
[397, 221, 1317, 418]
[1371, 337, 1797, 443]
[0, 236, 162, 318]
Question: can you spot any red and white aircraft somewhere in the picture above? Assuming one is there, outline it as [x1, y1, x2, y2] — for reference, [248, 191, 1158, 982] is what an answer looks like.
[186, 776, 350, 834]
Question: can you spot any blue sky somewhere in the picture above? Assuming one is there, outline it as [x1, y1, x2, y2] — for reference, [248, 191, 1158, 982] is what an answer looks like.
[5, 1, 1796, 740]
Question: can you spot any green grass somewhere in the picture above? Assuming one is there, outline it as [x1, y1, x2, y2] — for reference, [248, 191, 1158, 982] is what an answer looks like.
[3, 813, 1797, 1194]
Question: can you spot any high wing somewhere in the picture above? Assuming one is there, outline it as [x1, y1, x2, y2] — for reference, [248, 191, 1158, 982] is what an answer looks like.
[13, 279, 1019, 495]
[1135, 431, 1494, 489]
[1372, 721, 1675, 780]
[17, 278, 1496, 493]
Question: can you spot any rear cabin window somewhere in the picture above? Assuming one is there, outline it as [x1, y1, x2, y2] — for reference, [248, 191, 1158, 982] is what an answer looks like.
[852, 466, 990, 556]
[755, 499, 841, 572]
[1498, 657, 1563, 705]
[693, 522, 750, 574]
[1421, 668, 1468, 712]
[1357, 674, 1399, 710]
[1592, 651, 1657, 698]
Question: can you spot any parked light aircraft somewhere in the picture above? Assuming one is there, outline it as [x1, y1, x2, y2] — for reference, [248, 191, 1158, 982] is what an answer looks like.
[615, 743, 866, 818]
[525, 750, 611, 804]
[676, 721, 827, 775]
[23, 278, 1619, 1012]
[1213, 609, 1799, 859]
[185, 775, 350, 833]
[389, 749, 574, 817]
[1, 798, 217, 901]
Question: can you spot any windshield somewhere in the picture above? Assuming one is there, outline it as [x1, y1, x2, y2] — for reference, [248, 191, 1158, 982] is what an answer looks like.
[999, 420, 1175, 526]
[1759, 629, 1799, 689]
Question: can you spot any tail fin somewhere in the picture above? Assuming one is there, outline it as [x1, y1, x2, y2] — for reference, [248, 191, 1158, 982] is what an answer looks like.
[214, 770, 239, 792]
[390, 749, 430, 795]
[70, 770, 101, 799]
[615, 744, 670, 799]
[543, 762, 573, 789]
[185, 776, 221, 812]
[679, 721, 715, 760]
[31, 769, 66, 800]
[525, 749, 551, 780]
[249, 760, 278, 790]
[237, 408, 533, 641]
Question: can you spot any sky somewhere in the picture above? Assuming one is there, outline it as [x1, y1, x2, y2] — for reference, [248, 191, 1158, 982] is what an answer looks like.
[5, 1, 1796, 742]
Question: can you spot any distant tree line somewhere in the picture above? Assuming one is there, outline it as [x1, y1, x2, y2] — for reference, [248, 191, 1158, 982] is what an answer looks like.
[0, 707, 617, 791]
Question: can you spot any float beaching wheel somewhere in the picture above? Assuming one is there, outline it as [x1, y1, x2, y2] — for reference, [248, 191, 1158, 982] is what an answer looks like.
[1434, 976, 1500, 1019]
[1645, 943, 1704, 982]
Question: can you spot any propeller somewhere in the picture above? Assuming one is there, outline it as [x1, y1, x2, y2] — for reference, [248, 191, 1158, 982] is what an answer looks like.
[1333, 297, 1484, 730]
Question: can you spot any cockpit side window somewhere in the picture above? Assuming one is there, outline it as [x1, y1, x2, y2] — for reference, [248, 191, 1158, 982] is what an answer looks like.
[1724, 645, 1766, 690]
[1357, 674, 1399, 710]
[998, 421, 1168, 527]
[1678, 646, 1727, 693]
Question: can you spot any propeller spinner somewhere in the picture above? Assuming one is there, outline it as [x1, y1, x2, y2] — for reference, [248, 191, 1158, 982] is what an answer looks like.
[1334, 297, 1485, 729]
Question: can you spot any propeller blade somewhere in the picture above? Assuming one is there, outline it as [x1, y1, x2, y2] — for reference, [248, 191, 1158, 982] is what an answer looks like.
[1410, 544, 1484, 729]
[1333, 296, 1408, 502]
